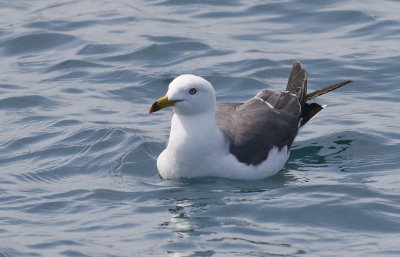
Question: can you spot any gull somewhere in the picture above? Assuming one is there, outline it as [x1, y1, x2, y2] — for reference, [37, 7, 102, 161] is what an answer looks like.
[149, 61, 352, 180]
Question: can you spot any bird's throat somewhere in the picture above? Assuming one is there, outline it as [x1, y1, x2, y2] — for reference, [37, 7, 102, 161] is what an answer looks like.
[168, 113, 223, 152]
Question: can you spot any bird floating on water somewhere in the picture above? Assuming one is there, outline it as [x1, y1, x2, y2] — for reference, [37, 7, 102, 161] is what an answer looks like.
[149, 61, 352, 180]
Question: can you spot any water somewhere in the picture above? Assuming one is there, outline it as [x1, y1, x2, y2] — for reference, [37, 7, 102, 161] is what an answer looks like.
[0, 0, 399, 256]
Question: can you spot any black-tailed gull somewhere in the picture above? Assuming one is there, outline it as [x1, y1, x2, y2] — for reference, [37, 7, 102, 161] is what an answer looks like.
[149, 61, 352, 180]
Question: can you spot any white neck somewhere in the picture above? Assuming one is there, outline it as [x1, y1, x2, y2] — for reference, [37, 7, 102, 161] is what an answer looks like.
[167, 110, 225, 155]
[158, 109, 227, 178]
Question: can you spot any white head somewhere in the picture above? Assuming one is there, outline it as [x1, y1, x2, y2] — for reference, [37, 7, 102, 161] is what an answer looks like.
[149, 74, 216, 116]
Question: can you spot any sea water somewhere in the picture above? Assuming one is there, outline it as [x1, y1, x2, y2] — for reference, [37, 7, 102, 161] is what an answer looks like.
[0, 1, 399, 256]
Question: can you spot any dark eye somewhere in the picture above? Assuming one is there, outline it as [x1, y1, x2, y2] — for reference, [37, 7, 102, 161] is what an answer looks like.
[189, 88, 197, 95]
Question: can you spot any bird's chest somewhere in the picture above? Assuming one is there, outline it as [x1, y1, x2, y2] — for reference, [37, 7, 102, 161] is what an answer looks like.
[157, 115, 226, 178]
[157, 141, 209, 179]
[166, 133, 212, 165]
[158, 132, 221, 178]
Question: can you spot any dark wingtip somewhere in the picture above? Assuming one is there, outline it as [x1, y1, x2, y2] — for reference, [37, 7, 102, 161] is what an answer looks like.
[149, 101, 160, 114]
[306, 80, 354, 101]
[286, 60, 308, 104]
[341, 79, 354, 85]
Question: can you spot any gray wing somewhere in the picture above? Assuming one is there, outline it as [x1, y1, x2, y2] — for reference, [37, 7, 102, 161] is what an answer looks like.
[216, 90, 301, 166]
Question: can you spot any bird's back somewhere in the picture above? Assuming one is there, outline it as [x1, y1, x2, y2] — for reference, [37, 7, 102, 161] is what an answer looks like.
[216, 90, 300, 166]
[216, 61, 352, 166]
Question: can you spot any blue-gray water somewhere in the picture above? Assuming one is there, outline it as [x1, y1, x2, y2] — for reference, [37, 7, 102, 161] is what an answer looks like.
[1, 0, 399, 256]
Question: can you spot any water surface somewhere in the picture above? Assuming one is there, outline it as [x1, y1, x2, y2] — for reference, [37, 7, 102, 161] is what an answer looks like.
[0, 0, 399, 256]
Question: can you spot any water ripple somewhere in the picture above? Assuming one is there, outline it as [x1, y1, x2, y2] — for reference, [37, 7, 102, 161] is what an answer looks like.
[46, 59, 108, 72]
[77, 43, 127, 56]
[24, 17, 135, 32]
[0, 32, 81, 56]
[101, 41, 231, 67]
[0, 95, 56, 109]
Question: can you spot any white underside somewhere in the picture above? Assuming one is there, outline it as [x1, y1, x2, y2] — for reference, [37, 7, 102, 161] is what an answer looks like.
[158, 144, 289, 180]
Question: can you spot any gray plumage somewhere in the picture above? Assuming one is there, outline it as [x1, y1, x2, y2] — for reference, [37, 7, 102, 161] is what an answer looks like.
[215, 61, 353, 166]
